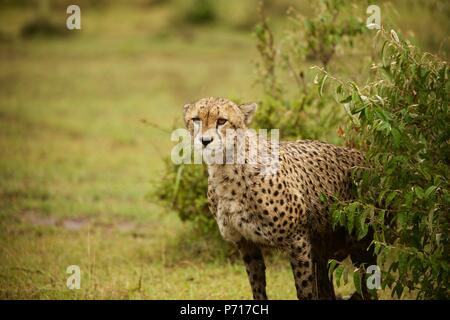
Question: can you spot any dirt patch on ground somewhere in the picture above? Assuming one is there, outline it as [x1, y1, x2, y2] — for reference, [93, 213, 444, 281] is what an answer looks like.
[20, 211, 140, 233]
[22, 211, 58, 227]
[60, 217, 90, 230]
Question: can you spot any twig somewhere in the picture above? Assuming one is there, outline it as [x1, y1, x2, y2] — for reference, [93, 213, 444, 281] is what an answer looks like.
[140, 118, 172, 134]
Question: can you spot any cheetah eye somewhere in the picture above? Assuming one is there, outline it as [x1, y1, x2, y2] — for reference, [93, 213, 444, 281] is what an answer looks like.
[217, 118, 227, 126]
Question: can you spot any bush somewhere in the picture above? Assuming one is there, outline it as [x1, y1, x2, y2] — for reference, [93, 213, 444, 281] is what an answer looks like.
[154, 153, 234, 254]
[253, 0, 366, 142]
[181, 0, 217, 25]
[21, 16, 68, 38]
[19, 1, 71, 39]
[325, 30, 450, 299]
[154, 158, 214, 233]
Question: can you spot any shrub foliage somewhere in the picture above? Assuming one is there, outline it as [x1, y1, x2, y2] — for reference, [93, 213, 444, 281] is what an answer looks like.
[254, 0, 366, 141]
[325, 30, 450, 299]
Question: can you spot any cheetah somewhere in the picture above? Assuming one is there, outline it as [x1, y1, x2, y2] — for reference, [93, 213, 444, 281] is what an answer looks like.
[183, 97, 377, 300]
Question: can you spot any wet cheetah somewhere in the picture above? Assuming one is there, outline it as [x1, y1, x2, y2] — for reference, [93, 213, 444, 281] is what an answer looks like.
[183, 97, 376, 300]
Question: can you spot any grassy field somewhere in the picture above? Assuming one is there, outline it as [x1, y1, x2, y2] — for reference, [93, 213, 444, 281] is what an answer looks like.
[0, 3, 300, 299]
[0, 1, 448, 299]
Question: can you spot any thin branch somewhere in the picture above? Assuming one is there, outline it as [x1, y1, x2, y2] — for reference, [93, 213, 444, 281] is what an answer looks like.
[140, 118, 172, 134]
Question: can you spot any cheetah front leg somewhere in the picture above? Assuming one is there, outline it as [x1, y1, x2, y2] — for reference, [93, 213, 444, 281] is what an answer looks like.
[236, 239, 268, 300]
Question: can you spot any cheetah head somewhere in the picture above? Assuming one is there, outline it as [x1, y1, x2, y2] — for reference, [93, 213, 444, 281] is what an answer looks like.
[183, 97, 257, 160]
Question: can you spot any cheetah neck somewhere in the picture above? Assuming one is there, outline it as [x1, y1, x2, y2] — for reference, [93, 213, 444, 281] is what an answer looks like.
[207, 133, 280, 187]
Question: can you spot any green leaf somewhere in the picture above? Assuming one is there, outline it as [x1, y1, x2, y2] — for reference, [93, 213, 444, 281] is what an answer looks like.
[172, 164, 185, 205]
[318, 74, 328, 97]
[386, 191, 397, 207]
[380, 66, 394, 81]
[352, 103, 368, 114]
[391, 128, 401, 148]
[393, 282, 404, 299]
[357, 206, 372, 240]
[328, 259, 338, 280]
[378, 190, 388, 206]
[339, 95, 352, 103]
[335, 265, 345, 287]
[381, 40, 389, 67]
[414, 186, 424, 199]
[353, 270, 363, 297]
[424, 186, 437, 199]
[346, 202, 358, 234]
[331, 209, 341, 228]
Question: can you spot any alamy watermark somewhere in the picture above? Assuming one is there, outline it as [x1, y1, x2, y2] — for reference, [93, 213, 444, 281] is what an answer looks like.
[366, 265, 382, 290]
[66, 5, 81, 30]
[63, 4, 379, 32]
[366, 4, 381, 30]
[66, 265, 81, 289]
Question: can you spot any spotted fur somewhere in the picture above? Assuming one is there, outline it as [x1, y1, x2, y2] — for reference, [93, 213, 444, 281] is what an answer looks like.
[183, 97, 376, 300]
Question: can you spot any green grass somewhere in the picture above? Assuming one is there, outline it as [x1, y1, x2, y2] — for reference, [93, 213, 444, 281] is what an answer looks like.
[0, 4, 291, 300]
[0, 1, 446, 299]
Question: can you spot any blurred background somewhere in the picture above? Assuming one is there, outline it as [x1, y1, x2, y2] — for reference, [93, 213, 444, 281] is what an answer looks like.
[0, 0, 448, 299]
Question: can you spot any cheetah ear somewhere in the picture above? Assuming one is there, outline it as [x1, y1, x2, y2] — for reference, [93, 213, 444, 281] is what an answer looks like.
[238, 102, 257, 125]
[183, 103, 191, 116]
[183, 103, 192, 127]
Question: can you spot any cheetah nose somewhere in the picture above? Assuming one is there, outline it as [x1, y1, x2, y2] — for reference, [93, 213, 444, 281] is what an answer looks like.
[201, 136, 213, 147]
